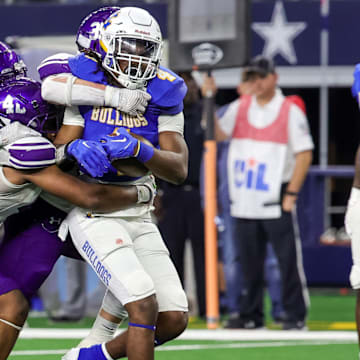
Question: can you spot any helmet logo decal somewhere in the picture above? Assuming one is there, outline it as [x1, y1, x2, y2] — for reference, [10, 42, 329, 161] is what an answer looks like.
[1, 95, 26, 115]
[2, 95, 14, 114]
[89, 22, 102, 40]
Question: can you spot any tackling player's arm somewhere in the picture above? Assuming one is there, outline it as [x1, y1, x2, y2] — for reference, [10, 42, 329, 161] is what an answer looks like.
[39, 54, 150, 114]
[42, 74, 150, 115]
[3, 165, 151, 212]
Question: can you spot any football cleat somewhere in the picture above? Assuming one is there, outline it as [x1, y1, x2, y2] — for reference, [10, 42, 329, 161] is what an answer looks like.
[62, 344, 108, 360]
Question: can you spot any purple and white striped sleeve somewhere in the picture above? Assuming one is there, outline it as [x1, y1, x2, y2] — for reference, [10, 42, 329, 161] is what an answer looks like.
[37, 53, 73, 81]
[7, 136, 56, 169]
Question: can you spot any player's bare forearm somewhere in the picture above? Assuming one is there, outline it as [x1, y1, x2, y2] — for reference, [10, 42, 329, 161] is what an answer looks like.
[286, 150, 313, 193]
[54, 124, 84, 146]
[23, 165, 137, 211]
[145, 131, 188, 184]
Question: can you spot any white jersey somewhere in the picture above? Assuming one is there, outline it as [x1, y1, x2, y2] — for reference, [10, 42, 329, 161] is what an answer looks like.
[0, 122, 57, 221]
[0, 166, 41, 223]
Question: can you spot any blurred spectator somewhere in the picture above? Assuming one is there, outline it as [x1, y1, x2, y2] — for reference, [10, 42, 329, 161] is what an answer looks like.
[202, 55, 313, 330]
[50, 259, 106, 322]
[156, 71, 205, 318]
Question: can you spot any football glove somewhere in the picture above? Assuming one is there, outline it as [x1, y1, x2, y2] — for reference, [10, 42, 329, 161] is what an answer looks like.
[100, 127, 139, 161]
[104, 87, 151, 116]
[100, 127, 154, 163]
[66, 139, 112, 178]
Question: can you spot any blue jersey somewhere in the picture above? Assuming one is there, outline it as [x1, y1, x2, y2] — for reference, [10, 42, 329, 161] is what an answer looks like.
[40, 54, 187, 182]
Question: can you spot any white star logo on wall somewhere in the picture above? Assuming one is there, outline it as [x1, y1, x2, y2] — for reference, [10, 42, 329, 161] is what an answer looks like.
[252, 1, 307, 64]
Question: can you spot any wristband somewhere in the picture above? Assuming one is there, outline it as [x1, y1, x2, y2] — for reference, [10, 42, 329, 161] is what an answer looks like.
[136, 184, 152, 204]
[57, 143, 75, 165]
[285, 190, 298, 196]
[135, 141, 154, 163]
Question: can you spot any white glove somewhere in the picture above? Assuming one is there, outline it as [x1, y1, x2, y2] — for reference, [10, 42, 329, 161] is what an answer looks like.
[104, 86, 151, 116]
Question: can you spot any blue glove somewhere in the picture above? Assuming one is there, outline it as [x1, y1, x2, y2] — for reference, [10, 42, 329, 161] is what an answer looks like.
[100, 127, 139, 161]
[66, 139, 112, 178]
[352, 64, 360, 100]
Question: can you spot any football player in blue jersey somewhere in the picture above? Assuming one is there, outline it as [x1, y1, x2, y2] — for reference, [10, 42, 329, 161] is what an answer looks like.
[39, 7, 189, 360]
[346, 64, 360, 357]
[0, 44, 155, 360]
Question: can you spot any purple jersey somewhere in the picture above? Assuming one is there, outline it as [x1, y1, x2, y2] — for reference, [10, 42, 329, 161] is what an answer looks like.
[0, 198, 81, 300]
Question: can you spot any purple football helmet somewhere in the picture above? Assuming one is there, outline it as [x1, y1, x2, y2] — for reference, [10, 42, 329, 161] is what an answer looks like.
[76, 6, 121, 56]
[0, 41, 27, 83]
[0, 78, 61, 134]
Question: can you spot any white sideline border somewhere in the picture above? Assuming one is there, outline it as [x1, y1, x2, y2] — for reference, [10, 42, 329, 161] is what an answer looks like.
[19, 328, 357, 341]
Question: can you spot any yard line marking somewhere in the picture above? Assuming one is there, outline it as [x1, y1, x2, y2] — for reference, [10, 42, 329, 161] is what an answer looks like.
[11, 350, 66, 355]
[19, 328, 358, 341]
[10, 340, 357, 356]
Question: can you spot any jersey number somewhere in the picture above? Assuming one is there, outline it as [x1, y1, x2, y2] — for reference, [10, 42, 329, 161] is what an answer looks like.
[157, 69, 176, 82]
[2, 95, 26, 115]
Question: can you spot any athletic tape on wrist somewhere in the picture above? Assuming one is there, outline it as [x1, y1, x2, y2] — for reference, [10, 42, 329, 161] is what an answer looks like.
[104, 86, 115, 107]
[136, 184, 151, 204]
[55, 144, 67, 165]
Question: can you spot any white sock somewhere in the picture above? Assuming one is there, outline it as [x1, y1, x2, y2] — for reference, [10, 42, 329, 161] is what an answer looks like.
[78, 316, 119, 348]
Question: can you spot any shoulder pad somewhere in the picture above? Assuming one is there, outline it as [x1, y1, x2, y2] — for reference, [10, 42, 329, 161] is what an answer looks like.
[147, 66, 187, 110]
[5, 136, 56, 169]
[37, 53, 73, 81]
[68, 54, 107, 84]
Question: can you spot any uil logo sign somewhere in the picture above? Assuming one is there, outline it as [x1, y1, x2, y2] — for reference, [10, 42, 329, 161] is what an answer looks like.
[234, 158, 269, 191]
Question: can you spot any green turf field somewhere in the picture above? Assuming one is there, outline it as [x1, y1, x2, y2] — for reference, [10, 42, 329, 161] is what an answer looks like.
[9, 339, 359, 360]
[8, 289, 360, 359]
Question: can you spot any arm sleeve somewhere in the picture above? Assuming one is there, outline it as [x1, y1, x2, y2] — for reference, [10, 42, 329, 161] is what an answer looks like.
[288, 104, 314, 154]
[41, 74, 107, 107]
[158, 112, 184, 135]
[63, 106, 85, 127]
[217, 99, 240, 136]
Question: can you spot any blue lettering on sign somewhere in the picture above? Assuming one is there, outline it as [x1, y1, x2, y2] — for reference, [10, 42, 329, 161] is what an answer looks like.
[234, 159, 269, 191]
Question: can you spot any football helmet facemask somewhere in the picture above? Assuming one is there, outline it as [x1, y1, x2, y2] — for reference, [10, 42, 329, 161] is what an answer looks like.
[99, 7, 163, 90]
[0, 42, 27, 84]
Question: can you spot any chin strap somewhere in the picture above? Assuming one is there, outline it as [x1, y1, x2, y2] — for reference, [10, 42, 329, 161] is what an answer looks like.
[0, 318, 23, 331]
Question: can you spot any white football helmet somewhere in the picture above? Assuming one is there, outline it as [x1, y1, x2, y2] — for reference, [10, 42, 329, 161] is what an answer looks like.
[99, 7, 163, 90]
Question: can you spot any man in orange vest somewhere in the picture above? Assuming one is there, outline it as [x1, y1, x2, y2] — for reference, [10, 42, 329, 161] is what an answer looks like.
[203, 55, 313, 330]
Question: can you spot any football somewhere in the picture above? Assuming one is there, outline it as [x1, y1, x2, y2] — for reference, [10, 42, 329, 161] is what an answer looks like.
[111, 132, 152, 177]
